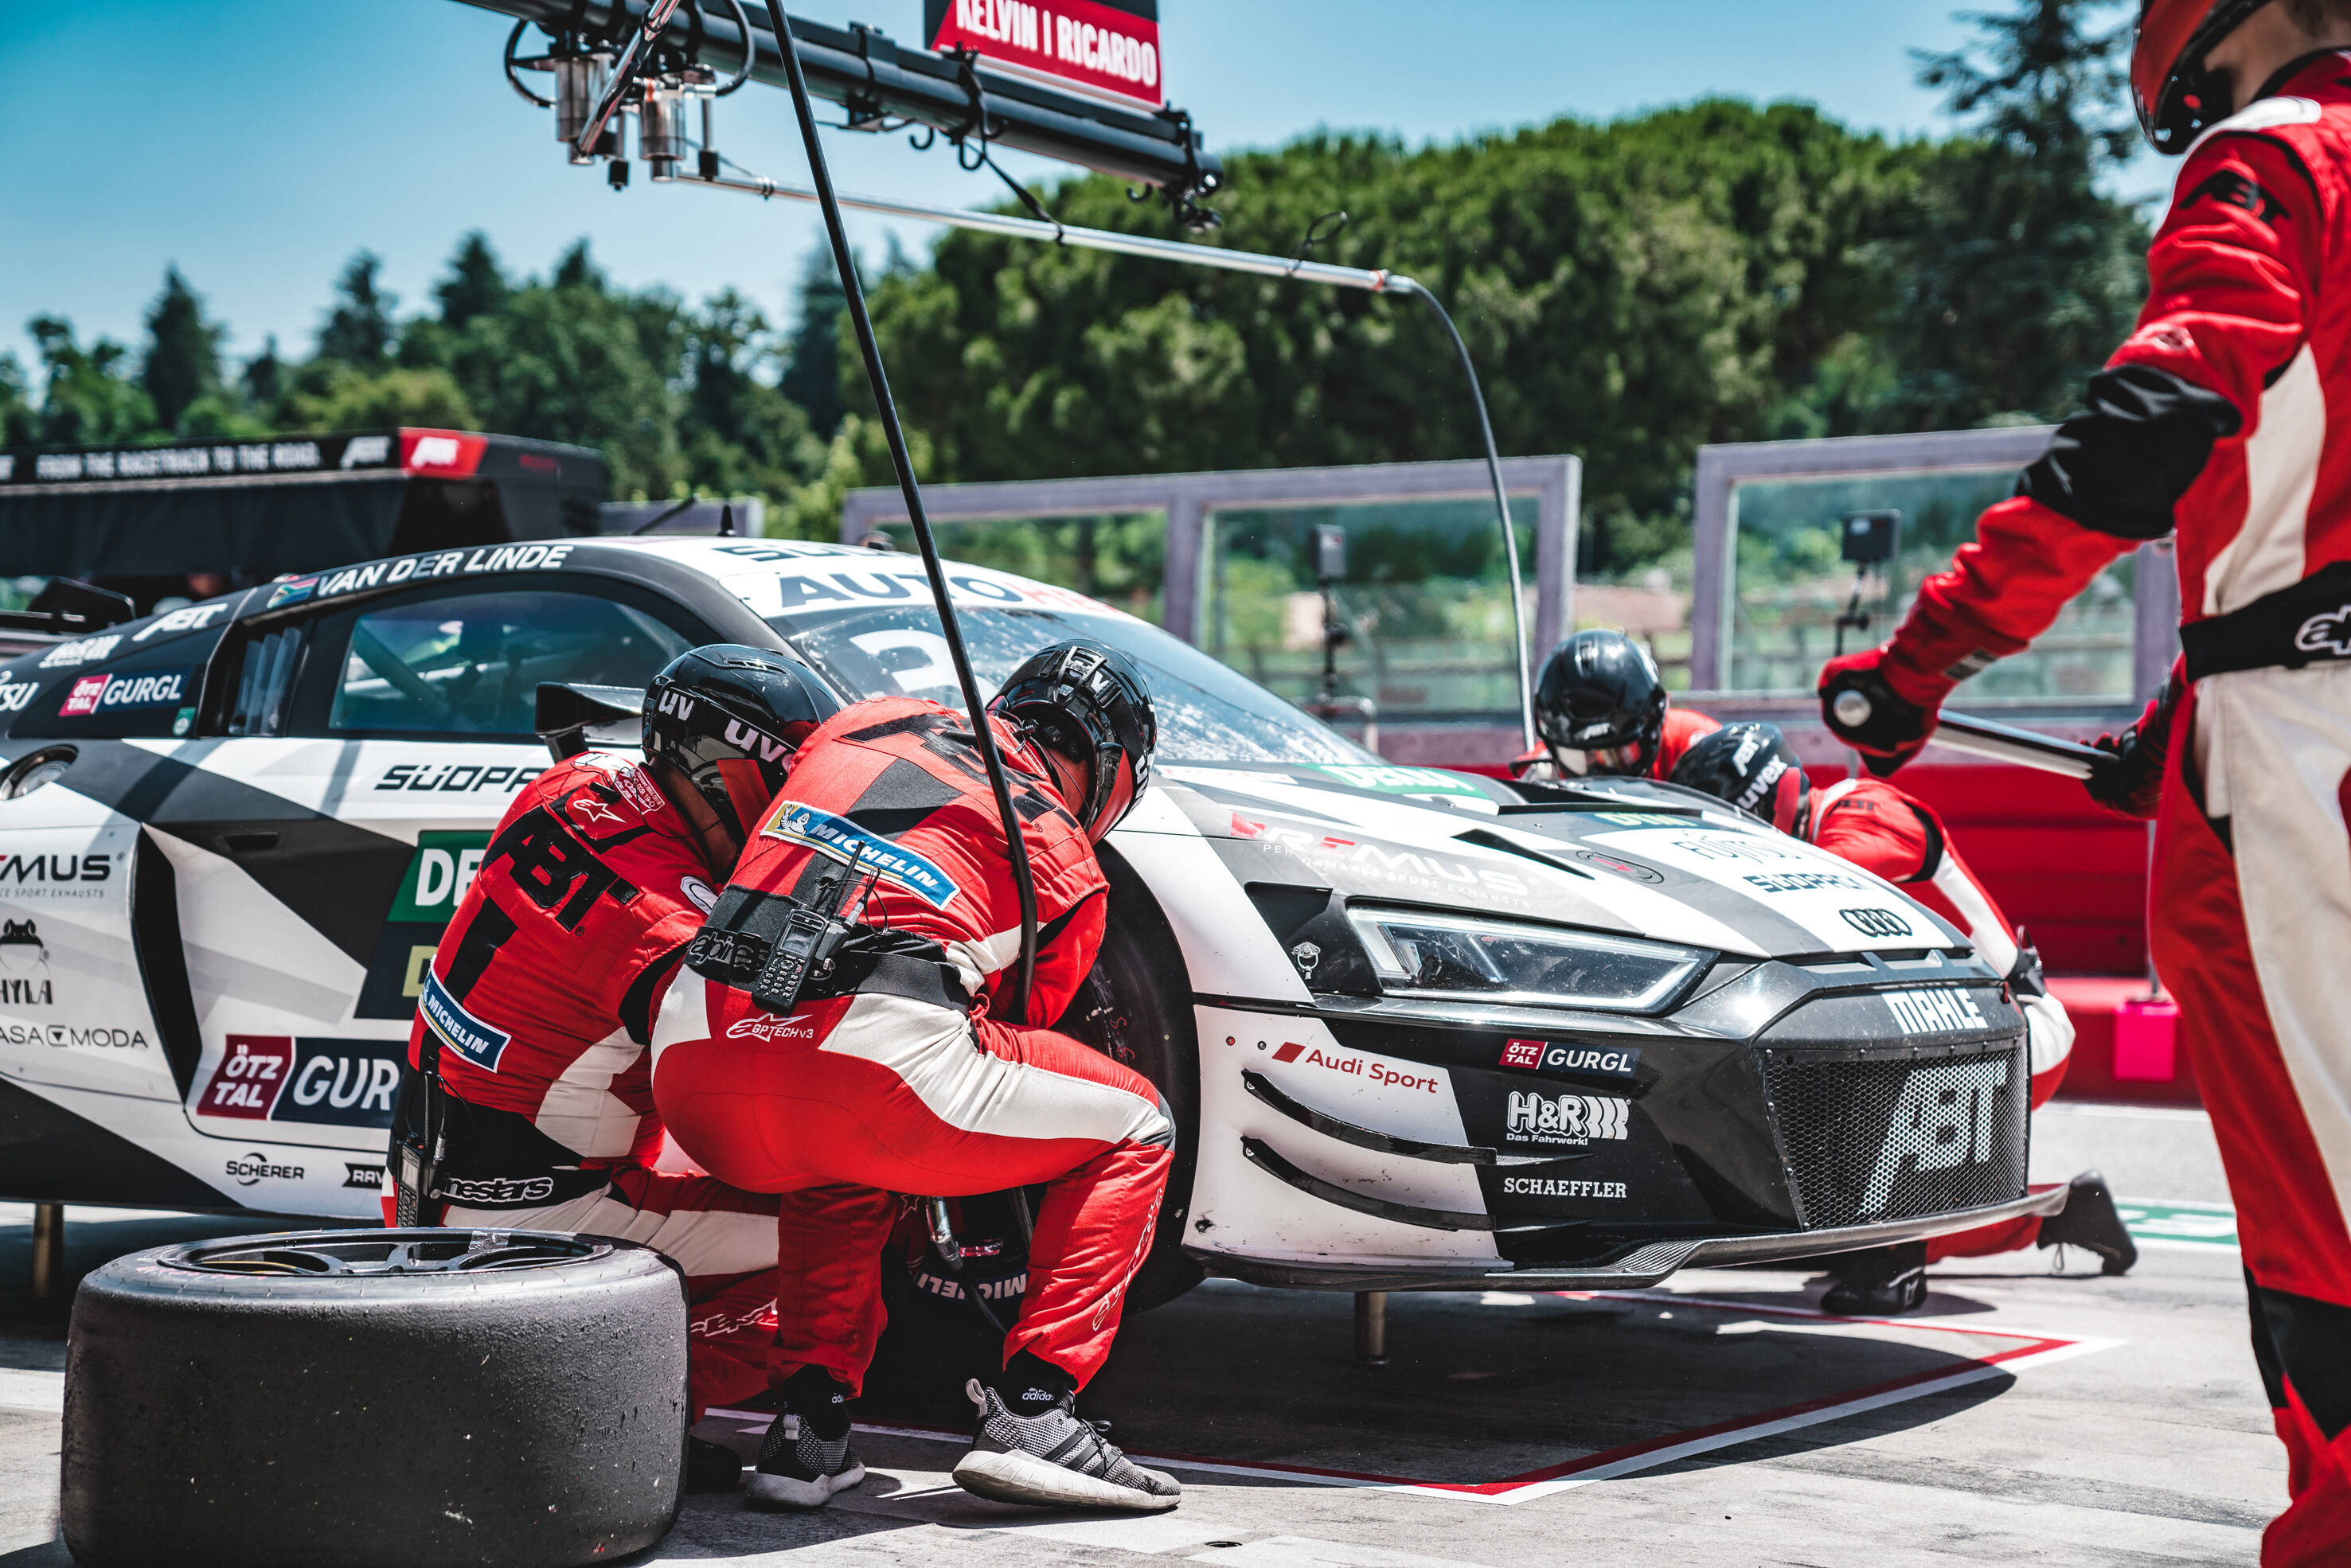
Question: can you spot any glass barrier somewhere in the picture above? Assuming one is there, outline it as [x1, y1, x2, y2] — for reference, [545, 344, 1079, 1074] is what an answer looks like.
[1201, 497, 1539, 726]
[862, 513, 1168, 626]
[1728, 469, 2137, 700]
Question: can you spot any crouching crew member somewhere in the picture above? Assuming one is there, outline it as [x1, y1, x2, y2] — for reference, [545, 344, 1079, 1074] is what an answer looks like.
[388, 646, 838, 1485]
[1513, 629, 1719, 782]
[1671, 723, 2137, 1313]
[651, 642, 1181, 1515]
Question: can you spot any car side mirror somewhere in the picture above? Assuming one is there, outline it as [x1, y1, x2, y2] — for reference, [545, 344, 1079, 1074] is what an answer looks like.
[533, 682, 644, 763]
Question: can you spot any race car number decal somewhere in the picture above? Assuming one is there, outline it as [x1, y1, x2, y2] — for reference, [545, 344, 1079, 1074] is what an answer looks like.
[762, 802, 960, 908]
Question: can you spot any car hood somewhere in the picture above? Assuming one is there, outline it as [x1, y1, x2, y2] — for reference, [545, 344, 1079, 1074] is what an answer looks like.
[1131, 762, 1964, 962]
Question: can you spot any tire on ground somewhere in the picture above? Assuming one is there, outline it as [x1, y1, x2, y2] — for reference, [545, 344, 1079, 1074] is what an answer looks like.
[61, 1228, 688, 1568]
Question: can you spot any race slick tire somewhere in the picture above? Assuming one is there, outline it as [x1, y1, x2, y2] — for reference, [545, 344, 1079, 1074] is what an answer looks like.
[61, 1229, 688, 1568]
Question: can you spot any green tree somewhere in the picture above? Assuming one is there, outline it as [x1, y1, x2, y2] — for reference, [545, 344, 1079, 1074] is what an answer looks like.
[242, 337, 285, 412]
[0, 353, 32, 447]
[443, 244, 682, 497]
[779, 244, 848, 439]
[140, 266, 225, 431]
[435, 232, 510, 330]
[1880, 0, 2147, 426]
[22, 317, 156, 446]
[681, 289, 825, 498]
[857, 102, 1923, 571]
[316, 252, 399, 369]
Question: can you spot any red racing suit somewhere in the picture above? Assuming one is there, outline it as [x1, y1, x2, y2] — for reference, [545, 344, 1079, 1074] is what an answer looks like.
[1511, 706, 1721, 782]
[650, 696, 1174, 1396]
[1802, 778, 2074, 1261]
[1860, 56, 2351, 1562]
[396, 752, 779, 1418]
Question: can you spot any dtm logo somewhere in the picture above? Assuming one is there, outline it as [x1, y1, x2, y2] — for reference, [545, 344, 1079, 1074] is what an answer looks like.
[2294, 605, 2351, 659]
[1841, 907, 1913, 939]
[1498, 1039, 1641, 1080]
[1883, 988, 1990, 1036]
[1504, 1090, 1630, 1145]
[1861, 1059, 2010, 1215]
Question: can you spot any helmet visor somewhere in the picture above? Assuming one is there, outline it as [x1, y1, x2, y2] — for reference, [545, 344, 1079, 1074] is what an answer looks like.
[1558, 742, 1648, 777]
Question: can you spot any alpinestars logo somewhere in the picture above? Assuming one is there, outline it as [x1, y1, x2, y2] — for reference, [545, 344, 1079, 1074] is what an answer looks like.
[1504, 1090, 1630, 1145]
[2294, 605, 2351, 659]
[1860, 1059, 2011, 1215]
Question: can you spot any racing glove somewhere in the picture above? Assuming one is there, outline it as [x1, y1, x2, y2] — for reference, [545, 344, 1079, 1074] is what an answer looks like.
[1818, 646, 1951, 778]
[2084, 662, 2183, 821]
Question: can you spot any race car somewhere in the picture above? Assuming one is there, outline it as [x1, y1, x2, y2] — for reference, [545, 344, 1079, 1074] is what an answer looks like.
[0, 535, 2055, 1301]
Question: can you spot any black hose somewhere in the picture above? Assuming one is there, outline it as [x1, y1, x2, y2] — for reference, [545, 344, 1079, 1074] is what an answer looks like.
[763, 1, 1039, 1020]
[1396, 282, 1534, 751]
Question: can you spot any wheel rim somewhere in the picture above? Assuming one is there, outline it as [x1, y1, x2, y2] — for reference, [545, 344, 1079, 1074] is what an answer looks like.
[167, 1229, 611, 1277]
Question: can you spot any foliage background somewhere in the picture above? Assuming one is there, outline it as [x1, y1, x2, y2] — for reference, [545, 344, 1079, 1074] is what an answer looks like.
[0, 0, 2145, 585]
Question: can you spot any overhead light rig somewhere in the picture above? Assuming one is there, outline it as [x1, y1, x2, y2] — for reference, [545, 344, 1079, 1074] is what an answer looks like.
[474, 0, 1222, 222]
[463, 0, 1534, 748]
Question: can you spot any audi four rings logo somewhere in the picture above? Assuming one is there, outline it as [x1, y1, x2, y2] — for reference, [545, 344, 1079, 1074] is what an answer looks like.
[1840, 907, 1912, 938]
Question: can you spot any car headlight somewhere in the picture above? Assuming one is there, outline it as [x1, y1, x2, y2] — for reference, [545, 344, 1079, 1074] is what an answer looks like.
[1345, 906, 1707, 1012]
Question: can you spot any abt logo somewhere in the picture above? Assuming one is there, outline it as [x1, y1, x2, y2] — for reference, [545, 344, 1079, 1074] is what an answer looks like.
[1861, 1059, 2010, 1215]
[1504, 1091, 1630, 1145]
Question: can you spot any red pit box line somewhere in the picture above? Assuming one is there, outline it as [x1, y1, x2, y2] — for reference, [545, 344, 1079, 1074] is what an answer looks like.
[718, 1293, 2119, 1508]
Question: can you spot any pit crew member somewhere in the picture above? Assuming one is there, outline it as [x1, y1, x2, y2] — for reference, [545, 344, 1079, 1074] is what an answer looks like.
[388, 645, 838, 1485]
[650, 642, 1181, 1515]
[1816, 4, 2351, 1550]
[1513, 629, 1719, 781]
[1673, 723, 2137, 1313]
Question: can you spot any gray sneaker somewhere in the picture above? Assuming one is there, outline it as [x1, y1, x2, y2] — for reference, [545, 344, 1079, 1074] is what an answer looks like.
[951, 1378, 1181, 1512]
[743, 1413, 866, 1511]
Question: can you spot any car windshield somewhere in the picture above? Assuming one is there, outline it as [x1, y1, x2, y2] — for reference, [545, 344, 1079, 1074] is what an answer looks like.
[768, 603, 1376, 765]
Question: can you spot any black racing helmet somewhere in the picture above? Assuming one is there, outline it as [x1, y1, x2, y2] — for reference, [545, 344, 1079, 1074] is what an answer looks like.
[642, 645, 841, 839]
[1671, 721, 1810, 836]
[989, 641, 1156, 841]
[1533, 630, 1668, 775]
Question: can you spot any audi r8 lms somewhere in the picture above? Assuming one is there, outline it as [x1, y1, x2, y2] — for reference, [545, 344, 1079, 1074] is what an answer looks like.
[0, 536, 2056, 1303]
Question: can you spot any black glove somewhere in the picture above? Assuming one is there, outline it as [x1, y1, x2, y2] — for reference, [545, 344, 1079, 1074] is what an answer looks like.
[2085, 669, 2181, 821]
[1818, 649, 1940, 778]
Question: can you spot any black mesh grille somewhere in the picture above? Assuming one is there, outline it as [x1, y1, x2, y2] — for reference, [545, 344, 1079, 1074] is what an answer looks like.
[1759, 1042, 2027, 1228]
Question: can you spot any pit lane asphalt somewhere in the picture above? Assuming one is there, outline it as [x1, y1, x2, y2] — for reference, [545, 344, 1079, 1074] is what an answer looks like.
[0, 1101, 2271, 1567]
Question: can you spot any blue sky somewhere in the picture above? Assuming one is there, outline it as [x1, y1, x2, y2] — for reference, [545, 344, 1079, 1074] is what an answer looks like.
[0, 0, 2161, 378]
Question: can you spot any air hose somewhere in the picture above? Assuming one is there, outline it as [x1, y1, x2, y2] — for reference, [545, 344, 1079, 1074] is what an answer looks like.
[763, 1, 1040, 1020]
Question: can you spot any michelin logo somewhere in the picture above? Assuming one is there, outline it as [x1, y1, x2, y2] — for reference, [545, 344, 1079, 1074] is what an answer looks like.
[763, 802, 959, 908]
[420, 969, 511, 1072]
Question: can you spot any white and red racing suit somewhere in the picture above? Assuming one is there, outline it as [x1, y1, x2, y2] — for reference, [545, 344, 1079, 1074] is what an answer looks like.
[1802, 778, 2075, 1261]
[1850, 54, 2351, 1561]
[649, 696, 1174, 1398]
[1510, 706, 1722, 782]
[393, 752, 779, 1418]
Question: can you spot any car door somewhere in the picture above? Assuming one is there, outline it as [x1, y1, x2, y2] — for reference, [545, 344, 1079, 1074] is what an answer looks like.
[162, 574, 709, 1215]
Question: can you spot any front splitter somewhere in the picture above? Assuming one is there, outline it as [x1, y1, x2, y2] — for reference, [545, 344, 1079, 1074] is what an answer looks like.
[1187, 1183, 2072, 1291]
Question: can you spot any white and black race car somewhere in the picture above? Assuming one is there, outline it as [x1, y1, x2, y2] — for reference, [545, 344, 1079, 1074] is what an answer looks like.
[0, 536, 2055, 1301]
